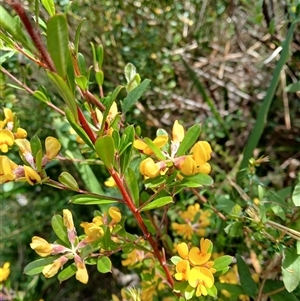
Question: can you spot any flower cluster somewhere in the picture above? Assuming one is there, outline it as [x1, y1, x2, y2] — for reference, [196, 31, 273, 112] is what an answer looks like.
[0, 108, 61, 185]
[173, 239, 216, 297]
[172, 203, 211, 240]
[30, 207, 122, 284]
[134, 120, 212, 179]
[0, 108, 27, 153]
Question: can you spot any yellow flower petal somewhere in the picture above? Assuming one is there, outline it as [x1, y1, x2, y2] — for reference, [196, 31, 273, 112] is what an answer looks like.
[4, 108, 13, 122]
[63, 209, 74, 230]
[30, 236, 53, 257]
[0, 262, 10, 282]
[24, 165, 41, 185]
[109, 207, 122, 223]
[179, 156, 197, 176]
[191, 141, 212, 165]
[0, 129, 14, 153]
[0, 155, 17, 183]
[15, 128, 27, 139]
[172, 120, 184, 143]
[140, 158, 160, 178]
[177, 242, 189, 259]
[174, 259, 190, 281]
[45, 136, 61, 160]
[75, 260, 89, 284]
[196, 163, 211, 174]
[42, 260, 61, 278]
[189, 247, 211, 266]
[188, 266, 214, 295]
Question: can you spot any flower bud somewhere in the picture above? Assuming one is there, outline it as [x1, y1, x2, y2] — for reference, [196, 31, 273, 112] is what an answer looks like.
[109, 207, 122, 223]
[30, 236, 53, 257]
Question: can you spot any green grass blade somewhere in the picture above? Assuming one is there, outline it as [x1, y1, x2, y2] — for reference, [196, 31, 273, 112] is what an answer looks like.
[237, 21, 297, 183]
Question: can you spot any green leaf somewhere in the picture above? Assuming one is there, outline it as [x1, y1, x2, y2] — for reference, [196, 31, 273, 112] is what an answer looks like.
[77, 53, 87, 76]
[237, 21, 298, 183]
[0, 6, 33, 51]
[180, 173, 214, 187]
[41, 0, 55, 16]
[263, 280, 298, 301]
[47, 72, 78, 120]
[24, 257, 57, 275]
[282, 248, 300, 292]
[74, 18, 86, 54]
[285, 81, 300, 93]
[125, 63, 137, 84]
[30, 135, 42, 159]
[51, 215, 69, 245]
[236, 254, 257, 298]
[35, 149, 43, 172]
[97, 44, 104, 70]
[65, 108, 94, 150]
[75, 75, 88, 90]
[97, 256, 112, 273]
[140, 196, 173, 212]
[120, 125, 135, 173]
[122, 79, 151, 114]
[47, 14, 69, 78]
[58, 263, 76, 282]
[33, 90, 49, 103]
[170, 256, 182, 265]
[95, 136, 115, 168]
[69, 194, 119, 205]
[125, 168, 139, 207]
[58, 172, 79, 191]
[213, 255, 233, 271]
[143, 137, 166, 161]
[292, 177, 300, 206]
[176, 124, 201, 156]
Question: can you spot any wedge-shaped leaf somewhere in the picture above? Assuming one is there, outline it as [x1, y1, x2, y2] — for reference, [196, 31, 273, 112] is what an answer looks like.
[97, 256, 112, 273]
[51, 214, 68, 245]
[75, 75, 88, 90]
[47, 14, 69, 78]
[282, 248, 300, 292]
[95, 136, 115, 168]
[140, 196, 173, 212]
[65, 108, 94, 150]
[176, 124, 201, 156]
[41, 0, 55, 16]
[143, 137, 166, 161]
[213, 255, 233, 271]
[236, 254, 257, 298]
[292, 177, 300, 206]
[58, 172, 79, 191]
[24, 257, 58, 275]
[70, 194, 119, 205]
[47, 71, 78, 120]
[180, 173, 214, 187]
[122, 79, 151, 114]
[125, 168, 139, 206]
[144, 175, 166, 189]
[58, 263, 76, 282]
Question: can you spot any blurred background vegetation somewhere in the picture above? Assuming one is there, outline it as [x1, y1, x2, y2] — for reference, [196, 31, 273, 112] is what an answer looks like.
[1, 0, 300, 300]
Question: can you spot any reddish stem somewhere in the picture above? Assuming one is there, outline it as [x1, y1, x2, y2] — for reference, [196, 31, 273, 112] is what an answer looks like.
[77, 107, 97, 143]
[110, 169, 174, 287]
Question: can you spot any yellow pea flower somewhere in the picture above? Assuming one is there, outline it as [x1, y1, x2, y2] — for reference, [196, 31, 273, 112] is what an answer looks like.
[188, 266, 214, 297]
[104, 176, 116, 187]
[63, 209, 75, 231]
[0, 129, 14, 153]
[0, 155, 18, 183]
[80, 222, 104, 243]
[109, 207, 122, 223]
[134, 135, 168, 155]
[139, 157, 161, 178]
[74, 255, 89, 284]
[189, 238, 212, 266]
[30, 236, 53, 257]
[174, 259, 190, 281]
[0, 262, 10, 282]
[15, 127, 27, 139]
[45, 136, 61, 160]
[42, 256, 68, 278]
[177, 242, 189, 259]
[172, 120, 185, 143]
[23, 165, 41, 185]
[179, 155, 197, 176]
[191, 141, 212, 165]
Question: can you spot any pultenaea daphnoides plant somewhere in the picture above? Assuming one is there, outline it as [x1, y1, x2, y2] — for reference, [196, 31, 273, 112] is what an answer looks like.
[0, 1, 235, 300]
